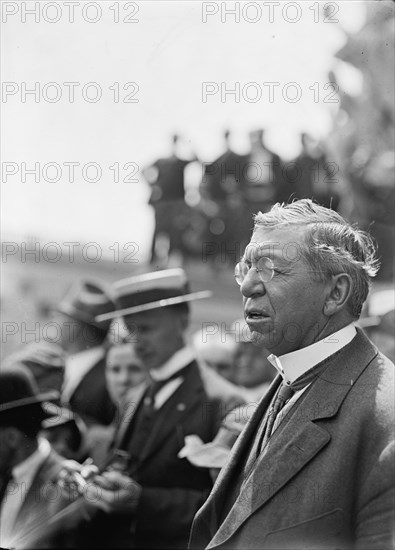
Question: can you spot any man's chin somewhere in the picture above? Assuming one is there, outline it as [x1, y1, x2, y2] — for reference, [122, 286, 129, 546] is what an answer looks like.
[247, 326, 285, 354]
[247, 328, 272, 347]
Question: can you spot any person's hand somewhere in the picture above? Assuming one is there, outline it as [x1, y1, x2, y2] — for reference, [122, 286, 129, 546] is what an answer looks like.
[83, 471, 142, 514]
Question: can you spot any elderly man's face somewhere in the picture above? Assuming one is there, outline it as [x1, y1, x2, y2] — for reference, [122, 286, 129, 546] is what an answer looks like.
[123, 308, 185, 371]
[240, 227, 329, 356]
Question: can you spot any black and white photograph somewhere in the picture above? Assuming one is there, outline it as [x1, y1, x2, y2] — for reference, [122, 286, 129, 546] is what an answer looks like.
[1, 1, 394, 548]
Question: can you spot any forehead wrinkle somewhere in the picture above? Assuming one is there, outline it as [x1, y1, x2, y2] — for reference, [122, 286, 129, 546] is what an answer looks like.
[243, 241, 280, 261]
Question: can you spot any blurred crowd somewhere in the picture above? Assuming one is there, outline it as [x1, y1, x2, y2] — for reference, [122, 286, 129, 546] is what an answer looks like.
[0, 273, 275, 548]
[144, 130, 341, 268]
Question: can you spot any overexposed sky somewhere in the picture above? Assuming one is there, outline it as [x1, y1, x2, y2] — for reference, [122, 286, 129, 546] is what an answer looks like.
[1, 1, 367, 260]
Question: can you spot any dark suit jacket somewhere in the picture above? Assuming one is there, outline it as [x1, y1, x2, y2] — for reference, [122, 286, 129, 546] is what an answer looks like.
[86, 360, 244, 549]
[189, 329, 395, 550]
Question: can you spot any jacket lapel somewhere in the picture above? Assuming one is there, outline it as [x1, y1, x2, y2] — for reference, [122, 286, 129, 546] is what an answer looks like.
[206, 329, 378, 548]
[193, 376, 281, 538]
[113, 383, 147, 449]
[208, 419, 331, 547]
[136, 362, 205, 465]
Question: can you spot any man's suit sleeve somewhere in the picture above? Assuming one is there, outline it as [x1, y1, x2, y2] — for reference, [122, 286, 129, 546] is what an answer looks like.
[134, 487, 211, 539]
[355, 440, 395, 549]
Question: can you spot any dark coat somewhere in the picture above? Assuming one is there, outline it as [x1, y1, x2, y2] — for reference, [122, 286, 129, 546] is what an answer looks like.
[189, 329, 395, 550]
[68, 357, 116, 426]
[85, 360, 244, 549]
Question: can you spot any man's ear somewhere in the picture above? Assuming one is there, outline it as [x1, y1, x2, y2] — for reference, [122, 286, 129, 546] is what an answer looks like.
[323, 273, 352, 316]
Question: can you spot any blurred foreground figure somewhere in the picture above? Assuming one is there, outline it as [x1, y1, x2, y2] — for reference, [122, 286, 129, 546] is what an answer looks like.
[0, 365, 69, 549]
[55, 279, 116, 426]
[82, 269, 243, 548]
[190, 199, 394, 549]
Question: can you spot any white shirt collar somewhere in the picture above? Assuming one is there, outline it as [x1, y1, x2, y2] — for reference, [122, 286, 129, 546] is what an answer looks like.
[267, 323, 357, 385]
[150, 346, 195, 381]
[12, 437, 51, 485]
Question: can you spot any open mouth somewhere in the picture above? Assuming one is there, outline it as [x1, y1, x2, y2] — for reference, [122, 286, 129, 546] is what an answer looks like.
[246, 310, 267, 320]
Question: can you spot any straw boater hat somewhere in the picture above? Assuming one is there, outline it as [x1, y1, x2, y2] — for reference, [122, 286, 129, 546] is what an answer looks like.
[96, 268, 212, 322]
[56, 279, 115, 330]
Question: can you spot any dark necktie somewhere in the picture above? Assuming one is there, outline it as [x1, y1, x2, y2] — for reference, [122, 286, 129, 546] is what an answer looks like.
[119, 363, 192, 453]
[256, 383, 295, 455]
[256, 358, 332, 455]
[144, 363, 192, 409]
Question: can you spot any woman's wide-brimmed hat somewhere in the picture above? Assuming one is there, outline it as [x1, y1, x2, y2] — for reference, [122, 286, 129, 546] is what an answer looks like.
[0, 364, 59, 418]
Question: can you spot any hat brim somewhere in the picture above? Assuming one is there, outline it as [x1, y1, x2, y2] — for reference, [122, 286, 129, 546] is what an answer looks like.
[95, 290, 212, 322]
[0, 391, 59, 414]
[57, 303, 109, 329]
[41, 407, 83, 430]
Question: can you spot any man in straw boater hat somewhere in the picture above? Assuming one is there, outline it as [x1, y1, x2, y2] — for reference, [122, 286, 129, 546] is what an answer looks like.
[0, 364, 70, 548]
[80, 268, 244, 549]
[54, 279, 117, 427]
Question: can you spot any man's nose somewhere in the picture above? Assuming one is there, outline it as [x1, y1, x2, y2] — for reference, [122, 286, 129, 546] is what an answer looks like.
[240, 267, 265, 297]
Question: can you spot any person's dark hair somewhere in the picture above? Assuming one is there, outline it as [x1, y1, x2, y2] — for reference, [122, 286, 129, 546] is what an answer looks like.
[253, 200, 380, 318]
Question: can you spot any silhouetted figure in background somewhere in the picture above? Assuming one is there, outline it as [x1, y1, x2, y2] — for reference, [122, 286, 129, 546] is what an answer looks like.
[144, 135, 195, 266]
[200, 130, 250, 267]
[348, 147, 394, 281]
[243, 129, 281, 211]
[287, 133, 340, 209]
